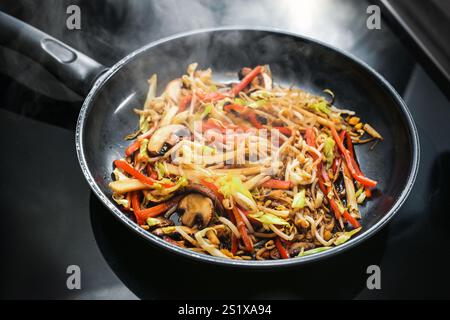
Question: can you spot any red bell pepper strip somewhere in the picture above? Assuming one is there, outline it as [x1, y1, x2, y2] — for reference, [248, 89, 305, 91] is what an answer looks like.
[125, 126, 156, 157]
[131, 193, 181, 225]
[305, 128, 316, 147]
[125, 140, 141, 157]
[340, 130, 346, 143]
[146, 164, 158, 180]
[273, 126, 292, 136]
[345, 131, 355, 159]
[131, 192, 145, 225]
[342, 210, 361, 228]
[330, 126, 377, 188]
[196, 91, 227, 102]
[261, 179, 292, 190]
[345, 131, 363, 176]
[230, 65, 262, 96]
[231, 234, 239, 255]
[114, 160, 174, 188]
[275, 237, 290, 259]
[202, 118, 243, 133]
[139, 196, 182, 220]
[199, 178, 224, 203]
[232, 206, 253, 252]
[178, 94, 192, 112]
[223, 103, 247, 113]
[319, 164, 361, 227]
[317, 165, 341, 220]
[246, 111, 264, 129]
[345, 131, 373, 196]
[222, 104, 265, 131]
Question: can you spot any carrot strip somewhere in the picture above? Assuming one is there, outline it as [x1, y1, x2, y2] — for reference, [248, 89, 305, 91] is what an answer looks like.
[330, 126, 377, 188]
[196, 91, 227, 102]
[232, 206, 253, 252]
[146, 164, 158, 180]
[199, 178, 224, 203]
[131, 192, 145, 225]
[261, 179, 292, 190]
[305, 128, 316, 148]
[273, 126, 292, 136]
[125, 140, 141, 157]
[139, 196, 182, 219]
[231, 234, 239, 256]
[245, 111, 264, 129]
[342, 210, 361, 228]
[275, 238, 290, 259]
[131, 193, 181, 225]
[230, 65, 262, 96]
[223, 103, 247, 113]
[114, 160, 174, 188]
[178, 94, 192, 112]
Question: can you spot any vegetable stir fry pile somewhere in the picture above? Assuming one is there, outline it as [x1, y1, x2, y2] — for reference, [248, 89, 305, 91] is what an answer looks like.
[109, 64, 383, 260]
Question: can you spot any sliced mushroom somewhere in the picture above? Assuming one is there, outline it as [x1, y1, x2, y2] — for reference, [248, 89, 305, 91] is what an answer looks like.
[164, 78, 182, 103]
[147, 124, 190, 156]
[288, 242, 316, 257]
[178, 193, 213, 229]
[185, 183, 224, 214]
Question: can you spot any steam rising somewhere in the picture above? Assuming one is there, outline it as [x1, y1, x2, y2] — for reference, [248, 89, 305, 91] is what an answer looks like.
[0, 0, 369, 100]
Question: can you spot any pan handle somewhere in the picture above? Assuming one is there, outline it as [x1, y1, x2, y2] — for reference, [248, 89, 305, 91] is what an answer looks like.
[0, 11, 108, 96]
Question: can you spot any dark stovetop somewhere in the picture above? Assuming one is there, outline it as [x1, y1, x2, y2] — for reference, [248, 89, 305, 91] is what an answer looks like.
[1, 0, 450, 300]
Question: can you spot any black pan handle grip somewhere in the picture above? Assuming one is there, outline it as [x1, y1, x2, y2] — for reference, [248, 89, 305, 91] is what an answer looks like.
[0, 11, 108, 96]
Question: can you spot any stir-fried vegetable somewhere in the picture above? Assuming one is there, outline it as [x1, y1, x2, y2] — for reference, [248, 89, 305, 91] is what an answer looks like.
[109, 63, 382, 260]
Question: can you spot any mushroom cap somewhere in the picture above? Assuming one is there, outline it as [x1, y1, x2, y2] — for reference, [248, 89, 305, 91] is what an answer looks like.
[178, 193, 214, 229]
[185, 183, 225, 214]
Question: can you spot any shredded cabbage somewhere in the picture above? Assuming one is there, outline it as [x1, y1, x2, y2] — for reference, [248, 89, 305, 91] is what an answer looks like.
[147, 217, 162, 227]
[151, 176, 188, 196]
[155, 162, 166, 179]
[292, 189, 306, 209]
[249, 212, 289, 226]
[194, 103, 213, 121]
[356, 188, 366, 204]
[311, 100, 330, 115]
[334, 227, 361, 246]
[139, 139, 149, 161]
[298, 246, 332, 257]
[139, 114, 149, 133]
[233, 98, 266, 109]
[323, 137, 335, 168]
[112, 193, 129, 207]
[218, 175, 257, 211]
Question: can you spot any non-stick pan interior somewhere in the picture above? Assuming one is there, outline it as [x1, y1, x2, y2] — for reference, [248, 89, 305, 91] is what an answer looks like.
[79, 29, 418, 265]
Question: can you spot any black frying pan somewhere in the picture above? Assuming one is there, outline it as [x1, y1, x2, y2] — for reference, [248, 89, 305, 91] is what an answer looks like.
[0, 12, 419, 268]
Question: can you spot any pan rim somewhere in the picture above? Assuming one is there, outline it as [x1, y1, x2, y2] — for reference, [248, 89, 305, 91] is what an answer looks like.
[75, 26, 420, 268]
